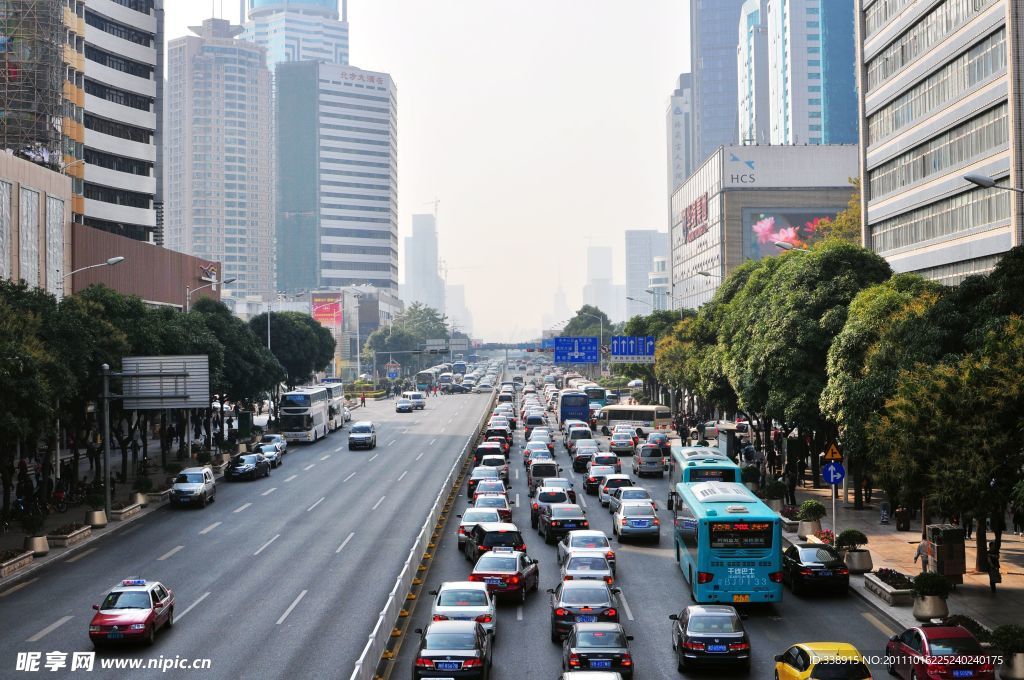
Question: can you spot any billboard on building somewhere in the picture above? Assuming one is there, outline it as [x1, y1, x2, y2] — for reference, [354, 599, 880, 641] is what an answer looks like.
[742, 208, 843, 261]
[311, 292, 342, 327]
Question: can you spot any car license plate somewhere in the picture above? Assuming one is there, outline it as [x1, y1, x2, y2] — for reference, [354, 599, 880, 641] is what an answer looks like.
[107, 632, 123, 639]
[484, 577, 504, 586]
[436, 662, 461, 671]
[575, 615, 597, 623]
[631, 520, 649, 527]
[707, 644, 728, 653]
[563, 522, 576, 528]
[819, 570, 832, 576]
[732, 594, 750, 603]
[952, 672, 973, 678]
[590, 659, 612, 669]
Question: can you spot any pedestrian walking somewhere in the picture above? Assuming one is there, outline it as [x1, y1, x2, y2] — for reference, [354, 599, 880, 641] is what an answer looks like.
[863, 474, 874, 504]
[986, 542, 1001, 593]
[1012, 504, 1023, 535]
[964, 511, 974, 540]
[360, 392, 366, 407]
[914, 539, 930, 573]
[785, 464, 798, 506]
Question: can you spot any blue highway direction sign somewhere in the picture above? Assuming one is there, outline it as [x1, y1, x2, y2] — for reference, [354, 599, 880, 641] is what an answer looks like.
[609, 335, 656, 364]
[555, 336, 599, 364]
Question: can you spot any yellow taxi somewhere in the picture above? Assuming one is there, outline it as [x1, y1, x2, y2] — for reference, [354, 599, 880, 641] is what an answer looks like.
[774, 642, 872, 679]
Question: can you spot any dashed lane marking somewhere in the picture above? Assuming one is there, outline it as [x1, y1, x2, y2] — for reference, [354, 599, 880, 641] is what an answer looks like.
[343, 472, 357, 482]
[158, 545, 185, 561]
[199, 522, 221, 535]
[276, 590, 307, 625]
[372, 495, 386, 510]
[516, 606, 523, 621]
[27, 616, 73, 642]
[514, 493, 520, 507]
[66, 548, 97, 563]
[336, 532, 356, 554]
[262, 487, 277, 496]
[0, 578, 37, 597]
[284, 474, 297, 482]
[334, 446, 344, 452]
[307, 497, 326, 512]
[415, 452, 424, 461]
[304, 464, 316, 471]
[616, 590, 635, 621]
[368, 454, 379, 462]
[233, 503, 252, 514]
[397, 470, 408, 482]
[174, 592, 210, 624]
[254, 534, 280, 556]
[387, 439, 396, 447]
[321, 454, 330, 461]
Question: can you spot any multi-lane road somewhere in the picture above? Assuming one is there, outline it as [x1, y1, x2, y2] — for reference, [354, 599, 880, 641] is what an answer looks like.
[395, 379, 904, 679]
[0, 392, 493, 679]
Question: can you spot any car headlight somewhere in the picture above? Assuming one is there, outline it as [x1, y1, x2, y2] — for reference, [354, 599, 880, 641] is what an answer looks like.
[129, 624, 146, 630]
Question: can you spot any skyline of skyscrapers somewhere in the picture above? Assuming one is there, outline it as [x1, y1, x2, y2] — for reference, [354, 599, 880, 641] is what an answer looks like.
[402, 213, 445, 314]
[243, 0, 349, 69]
[737, 0, 770, 145]
[624, 229, 668, 319]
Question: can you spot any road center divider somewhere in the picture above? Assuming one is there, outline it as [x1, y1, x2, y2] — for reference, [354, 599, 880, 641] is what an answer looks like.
[350, 389, 499, 680]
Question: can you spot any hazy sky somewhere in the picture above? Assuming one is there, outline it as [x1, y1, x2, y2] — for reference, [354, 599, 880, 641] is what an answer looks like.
[165, 1, 690, 341]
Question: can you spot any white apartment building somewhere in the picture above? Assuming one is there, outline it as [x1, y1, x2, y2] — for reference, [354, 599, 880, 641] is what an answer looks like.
[738, 0, 771, 145]
[244, 0, 349, 69]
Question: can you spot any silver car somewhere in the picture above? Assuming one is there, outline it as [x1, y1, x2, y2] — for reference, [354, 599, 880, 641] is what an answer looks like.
[608, 433, 636, 455]
[613, 501, 661, 543]
[260, 433, 287, 454]
[428, 581, 496, 637]
[455, 508, 501, 549]
[561, 549, 614, 585]
[557, 530, 616, 574]
[257, 443, 283, 468]
[169, 467, 216, 507]
[607, 486, 656, 515]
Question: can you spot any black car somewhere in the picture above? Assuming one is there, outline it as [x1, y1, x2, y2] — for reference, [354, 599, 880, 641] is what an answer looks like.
[548, 580, 620, 642]
[562, 622, 634, 678]
[572, 450, 596, 473]
[484, 426, 512, 445]
[782, 543, 850, 596]
[538, 503, 589, 544]
[225, 453, 270, 481]
[448, 383, 470, 394]
[412, 620, 492, 679]
[646, 431, 671, 455]
[463, 522, 526, 562]
[530, 488, 570, 529]
[670, 604, 751, 672]
[467, 467, 501, 496]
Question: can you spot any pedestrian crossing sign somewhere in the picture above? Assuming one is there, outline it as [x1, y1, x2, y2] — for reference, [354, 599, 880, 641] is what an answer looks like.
[824, 442, 843, 461]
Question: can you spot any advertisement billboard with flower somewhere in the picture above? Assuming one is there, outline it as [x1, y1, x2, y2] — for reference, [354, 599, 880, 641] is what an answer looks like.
[742, 208, 842, 261]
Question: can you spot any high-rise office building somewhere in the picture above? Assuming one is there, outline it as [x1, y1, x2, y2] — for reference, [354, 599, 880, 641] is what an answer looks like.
[858, 0, 1017, 282]
[82, 0, 163, 244]
[276, 60, 397, 294]
[165, 19, 275, 300]
[738, 0, 770, 145]
[446, 284, 473, 336]
[690, 0, 746, 164]
[767, 0, 857, 145]
[624, 230, 668, 319]
[243, 0, 349, 69]
[666, 74, 694, 195]
[402, 214, 445, 313]
[648, 257, 670, 311]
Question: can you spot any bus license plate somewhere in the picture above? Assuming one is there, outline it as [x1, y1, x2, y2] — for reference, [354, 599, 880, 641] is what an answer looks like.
[590, 659, 612, 669]
[732, 594, 750, 603]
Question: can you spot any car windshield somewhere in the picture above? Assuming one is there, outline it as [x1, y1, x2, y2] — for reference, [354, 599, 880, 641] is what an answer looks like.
[605, 479, 630, 488]
[928, 638, 984, 655]
[576, 630, 626, 647]
[538, 492, 567, 503]
[687, 614, 742, 634]
[475, 556, 517, 571]
[438, 590, 488, 606]
[623, 504, 655, 517]
[808, 661, 872, 679]
[235, 455, 258, 465]
[475, 498, 506, 508]
[567, 556, 608, 570]
[473, 468, 499, 478]
[101, 591, 151, 609]
[424, 633, 477, 650]
[175, 473, 204, 484]
[798, 547, 841, 563]
[462, 510, 498, 522]
[351, 425, 371, 433]
[571, 536, 609, 549]
[552, 507, 584, 519]
[560, 587, 609, 605]
[476, 482, 504, 492]
[481, 459, 503, 466]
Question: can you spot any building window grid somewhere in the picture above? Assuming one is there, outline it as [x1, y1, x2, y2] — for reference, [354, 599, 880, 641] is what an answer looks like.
[865, 0, 917, 37]
[870, 186, 1010, 253]
[913, 253, 1001, 285]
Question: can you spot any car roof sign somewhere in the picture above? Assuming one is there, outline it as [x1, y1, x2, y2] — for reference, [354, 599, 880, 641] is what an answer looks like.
[121, 579, 147, 586]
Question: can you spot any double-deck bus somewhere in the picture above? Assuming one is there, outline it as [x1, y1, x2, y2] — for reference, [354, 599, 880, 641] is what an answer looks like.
[558, 390, 590, 428]
[321, 382, 346, 431]
[595, 404, 672, 435]
[670, 481, 782, 604]
[278, 386, 330, 442]
[668, 448, 739, 486]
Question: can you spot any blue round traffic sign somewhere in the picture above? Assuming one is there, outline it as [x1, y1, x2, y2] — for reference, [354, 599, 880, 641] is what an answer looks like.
[822, 461, 845, 486]
[387, 370, 398, 379]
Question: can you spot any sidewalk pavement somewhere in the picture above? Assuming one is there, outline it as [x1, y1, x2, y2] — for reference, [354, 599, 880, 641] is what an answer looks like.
[793, 485, 1024, 632]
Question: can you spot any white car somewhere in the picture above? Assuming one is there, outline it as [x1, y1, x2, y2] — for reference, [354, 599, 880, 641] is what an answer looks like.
[598, 474, 634, 507]
[556, 530, 616, 573]
[455, 508, 502, 549]
[428, 581, 496, 637]
[560, 549, 614, 585]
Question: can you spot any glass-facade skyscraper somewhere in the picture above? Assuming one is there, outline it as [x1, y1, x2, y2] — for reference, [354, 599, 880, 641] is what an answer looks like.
[243, 0, 349, 69]
[690, 0, 747, 164]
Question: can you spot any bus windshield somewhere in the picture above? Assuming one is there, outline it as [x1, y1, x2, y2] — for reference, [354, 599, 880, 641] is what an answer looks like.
[280, 393, 311, 408]
[280, 414, 311, 430]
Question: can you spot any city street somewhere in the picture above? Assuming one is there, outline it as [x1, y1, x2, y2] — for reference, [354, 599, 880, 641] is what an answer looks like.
[0, 394, 493, 679]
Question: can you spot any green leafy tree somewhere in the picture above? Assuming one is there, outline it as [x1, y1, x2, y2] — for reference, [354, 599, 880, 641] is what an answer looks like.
[561, 305, 610, 339]
[618, 309, 689, 399]
[249, 311, 324, 388]
[815, 178, 862, 244]
[395, 302, 450, 341]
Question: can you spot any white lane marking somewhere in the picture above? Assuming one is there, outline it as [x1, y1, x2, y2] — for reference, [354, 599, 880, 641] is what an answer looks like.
[447, 417, 454, 425]
[276, 590, 307, 625]
[174, 592, 210, 624]
[66, 547, 97, 563]
[321, 454, 330, 461]
[158, 545, 185, 561]
[336, 532, 356, 554]
[254, 534, 280, 556]
[430, 438, 437, 445]
[397, 470, 408, 482]
[233, 502, 252, 514]
[514, 468, 519, 480]
[516, 606, 523, 621]
[343, 472, 357, 482]
[334, 446, 344, 452]
[0, 577, 37, 597]
[368, 454, 379, 462]
[387, 439, 396, 447]
[415, 452, 424, 461]
[440, 427, 446, 433]
[372, 495, 386, 510]
[514, 493, 520, 507]
[579, 495, 588, 508]
[284, 474, 297, 482]
[862, 611, 895, 638]
[303, 464, 315, 471]
[27, 616, 73, 642]
[262, 487, 277, 496]
[199, 522, 222, 535]
[616, 589, 635, 621]
[307, 497, 325, 512]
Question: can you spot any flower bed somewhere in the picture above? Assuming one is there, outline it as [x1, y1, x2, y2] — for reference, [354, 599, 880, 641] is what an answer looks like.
[814, 529, 835, 546]
[864, 568, 913, 606]
[0, 549, 33, 578]
[47, 523, 92, 548]
[875, 568, 913, 589]
[110, 501, 141, 521]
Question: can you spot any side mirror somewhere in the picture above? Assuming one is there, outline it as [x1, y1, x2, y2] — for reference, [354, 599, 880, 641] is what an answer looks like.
[606, 536, 613, 542]
[428, 590, 438, 596]
[626, 635, 634, 641]
[611, 587, 621, 595]
[668, 614, 679, 621]
[414, 628, 423, 635]
[92, 604, 100, 611]
[545, 588, 555, 594]
[889, 634, 899, 642]
[456, 514, 462, 518]
[774, 655, 784, 663]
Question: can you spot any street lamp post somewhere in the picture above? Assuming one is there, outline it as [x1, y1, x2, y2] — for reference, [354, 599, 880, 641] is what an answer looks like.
[578, 312, 604, 379]
[773, 241, 810, 252]
[964, 173, 1024, 194]
[60, 256, 125, 296]
[184, 276, 236, 312]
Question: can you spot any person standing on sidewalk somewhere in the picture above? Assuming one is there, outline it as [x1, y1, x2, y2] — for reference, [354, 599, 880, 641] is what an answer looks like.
[914, 539, 930, 573]
[785, 463, 798, 506]
[986, 542, 1001, 593]
[1012, 504, 1023, 536]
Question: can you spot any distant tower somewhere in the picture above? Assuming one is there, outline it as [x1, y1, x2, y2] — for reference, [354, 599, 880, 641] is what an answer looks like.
[244, 0, 349, 68]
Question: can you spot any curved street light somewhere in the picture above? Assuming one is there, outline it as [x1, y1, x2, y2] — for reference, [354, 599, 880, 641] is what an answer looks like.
[964, 172, 1024, 194]
[60, 256, 126, 296]
[696, 270, 722, 278]
[774, 241, 810, 252]
[185, 276, 236, 312]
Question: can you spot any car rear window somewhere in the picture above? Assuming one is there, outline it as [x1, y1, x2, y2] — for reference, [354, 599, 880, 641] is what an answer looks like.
[589, 466, 615, 476]
[538, 491, 568, 503]
[808, 661, 871, 680]
[571, 536, 609, 549]
[475, 555, 517, 571]
[424, 633, 477, 650]
[569, 429, 590, 440]
[620, 489, 649, 500]
[798, 547, 841, 563]
[481, 458, 504, 466]
[605, 478, 631, 489]
[640, 447, 663, 457]
[462, 510, 499, 522]
[475, 497, 506, 508]
[928, 638, 984, 655]
[576, 630, 626, 647]
[552, 506, 585, 519]
[623, 504, 655, 517]
[438, 589, 487, 606]
[560, 587, 610, 605]
[686, 614, 742, 634]
[531, 464, 558, 476]
[567, 556, 608, 570]
[526, 415, 544, 425]
[483, 531, 523, 547]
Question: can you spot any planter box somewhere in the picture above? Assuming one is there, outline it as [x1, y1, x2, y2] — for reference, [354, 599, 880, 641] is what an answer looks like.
[48, 525, 92, 548]
[211, 462, 227, 477]
[145, 489, 171, 505]
[863, 572, 913, 607]
[780, 517, 799, 533]
[0, 551, 33, 578]
[806, 534, 826, 545]
[110, 503, 141, 521]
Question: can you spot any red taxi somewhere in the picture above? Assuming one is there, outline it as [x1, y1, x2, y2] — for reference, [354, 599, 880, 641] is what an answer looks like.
[89, 579, 174, 647]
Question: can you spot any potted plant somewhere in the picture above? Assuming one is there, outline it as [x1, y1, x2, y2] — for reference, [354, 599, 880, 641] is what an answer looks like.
[813, 528, 835, 546]
[21, 512, 49, 556]
[992, 624, 1024, 680]
[764, 480, 788, 512]
[911, 571, 950, 621]
[132, 474, 153, 506]
[836, 529, 872, 573]
[797, 499, 827, 539]
[84, 490, 107, 528]
[741, 465, 760, 491]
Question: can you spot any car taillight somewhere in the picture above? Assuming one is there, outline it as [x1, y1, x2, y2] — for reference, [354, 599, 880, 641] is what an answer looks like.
[475, 614, 492, 623]
[531, 502, 538, 509]
[799, 567, 814, 576]
[517, 544, 526, 551]
[478, 546, 488, 552]
[606, 551, 615, 560]
[563, 575, 573, 580]
[621, 653, 633, 667]
[458, 526, 466, 535]
[550, 520, 560, 527]
[653, 518, 661, 526]
[582, 520, 589, 527]
[432, 614, 449, 621]
[604, 608, 617, 618]
[414, 657, 434, 668]
[836, 567, 849, 575]
[509, 574, 520, 585]
[568, 653, 581, 667]
[468, 574, 483, 582]
[462, 659, 483, 669]
[729, 642, 751, 651]
[588, 477, 596, 483]
[604, 576, 613, 585]
[697, 571, 714, 584]
[620, 518, 628, 526]
[684, 641, 705, 651]
[554, 608, 568, 616]
[769, 571, 783, 583]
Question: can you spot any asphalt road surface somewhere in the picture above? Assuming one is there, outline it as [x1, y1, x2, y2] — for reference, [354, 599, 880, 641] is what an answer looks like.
[0, 391, 493, 679]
